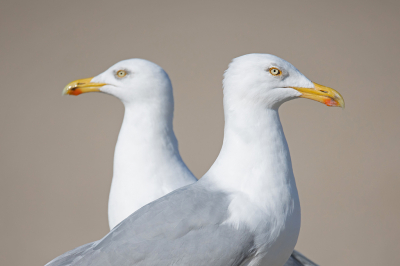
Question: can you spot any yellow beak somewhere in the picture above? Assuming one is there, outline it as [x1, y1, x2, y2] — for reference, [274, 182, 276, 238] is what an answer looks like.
[62, 77, 107, 96]
[293, 82, 345, 108]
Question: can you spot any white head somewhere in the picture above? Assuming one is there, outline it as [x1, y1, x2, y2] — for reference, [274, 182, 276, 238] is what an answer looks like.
[223, 54, 344, 109]
[63, 58, 174, 108]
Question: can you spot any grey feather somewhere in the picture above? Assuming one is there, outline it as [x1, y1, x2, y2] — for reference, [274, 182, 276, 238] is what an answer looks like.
[46, 181, 257, 266]
[45, 242, 97, 266]
[46, 180, 319, 266]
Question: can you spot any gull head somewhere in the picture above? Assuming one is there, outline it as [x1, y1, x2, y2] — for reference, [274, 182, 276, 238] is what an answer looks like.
[62, 59, 173, 105]
[223, 54, 344, 109]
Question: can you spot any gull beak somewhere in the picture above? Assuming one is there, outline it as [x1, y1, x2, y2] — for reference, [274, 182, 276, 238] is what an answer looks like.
[293, 83, 345, 108]
[62, 77, 107, 96]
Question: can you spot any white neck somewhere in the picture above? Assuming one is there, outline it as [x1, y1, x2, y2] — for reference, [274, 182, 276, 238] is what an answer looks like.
[108, 101, 196, 229]
[114, 100, 176, 170]
[202, 101, 301, 264]
[205, 104, 296, 196]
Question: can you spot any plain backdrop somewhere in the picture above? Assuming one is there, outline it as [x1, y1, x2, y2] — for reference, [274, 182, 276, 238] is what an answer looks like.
[1, 1, 399, 265]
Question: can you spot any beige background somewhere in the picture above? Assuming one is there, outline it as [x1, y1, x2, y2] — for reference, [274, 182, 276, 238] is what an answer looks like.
[1, 0, 399, 265]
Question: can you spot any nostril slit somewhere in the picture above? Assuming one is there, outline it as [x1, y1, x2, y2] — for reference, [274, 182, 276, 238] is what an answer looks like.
[77, 83, 85, 85]
[320, 90, 328, 93]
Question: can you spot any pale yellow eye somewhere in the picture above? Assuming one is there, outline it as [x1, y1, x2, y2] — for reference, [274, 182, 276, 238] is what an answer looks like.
[116, 70, 127, 78]
[269, 68, 281, 76]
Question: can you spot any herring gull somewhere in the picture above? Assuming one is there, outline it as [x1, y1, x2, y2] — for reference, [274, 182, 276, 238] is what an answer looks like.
[63, 59, 197, 230]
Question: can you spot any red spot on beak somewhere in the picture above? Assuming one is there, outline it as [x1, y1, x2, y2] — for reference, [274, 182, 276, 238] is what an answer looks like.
[324, 98, 338, 107]
[69, 88, 82, 96]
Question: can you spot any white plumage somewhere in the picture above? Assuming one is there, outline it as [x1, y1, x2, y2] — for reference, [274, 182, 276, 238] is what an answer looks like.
[64, 59, 197, 229]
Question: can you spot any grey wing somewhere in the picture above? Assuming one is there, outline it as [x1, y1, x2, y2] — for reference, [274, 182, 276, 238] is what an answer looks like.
[283, 250, 319, 266]
[45, 241, 97, 266]
[46, 182, 256, 266]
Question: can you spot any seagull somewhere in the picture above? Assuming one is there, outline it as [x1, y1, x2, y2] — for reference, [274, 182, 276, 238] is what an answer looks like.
[50, 54, 342, 266]
[63, 59, 197, 230]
